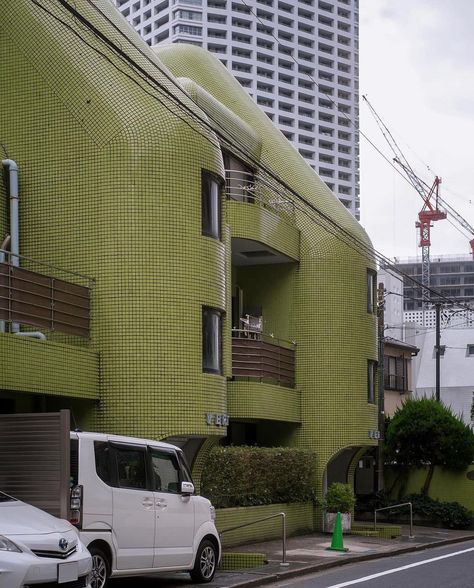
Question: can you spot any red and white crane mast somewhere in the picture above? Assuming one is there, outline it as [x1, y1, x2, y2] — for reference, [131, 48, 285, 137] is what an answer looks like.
[363, 95, 474, 309]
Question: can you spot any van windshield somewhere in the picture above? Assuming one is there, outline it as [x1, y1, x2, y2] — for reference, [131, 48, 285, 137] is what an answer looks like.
[0, 491, 16, 502]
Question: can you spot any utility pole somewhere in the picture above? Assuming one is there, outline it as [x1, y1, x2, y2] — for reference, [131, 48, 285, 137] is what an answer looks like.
[435, 302, 441, 402]
[377, 283, 385, 491]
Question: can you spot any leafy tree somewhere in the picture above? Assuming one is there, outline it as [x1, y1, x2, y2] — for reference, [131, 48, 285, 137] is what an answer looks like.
[384, 398, 474, 495]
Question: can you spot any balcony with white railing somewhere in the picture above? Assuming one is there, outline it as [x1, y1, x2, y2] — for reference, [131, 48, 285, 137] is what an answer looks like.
[225, 169, 295, 222]
[225, 169, 300, 264]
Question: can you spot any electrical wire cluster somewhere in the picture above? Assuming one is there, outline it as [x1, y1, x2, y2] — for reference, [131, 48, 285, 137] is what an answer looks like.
[26, 0, 474, 313]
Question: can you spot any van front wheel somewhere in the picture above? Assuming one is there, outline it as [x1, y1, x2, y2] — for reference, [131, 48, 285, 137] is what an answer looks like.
[89, 545, 110, 588]
[190, 539, 217, 583]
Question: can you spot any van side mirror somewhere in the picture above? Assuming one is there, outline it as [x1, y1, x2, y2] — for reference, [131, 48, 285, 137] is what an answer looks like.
[181, 481, 195, 495]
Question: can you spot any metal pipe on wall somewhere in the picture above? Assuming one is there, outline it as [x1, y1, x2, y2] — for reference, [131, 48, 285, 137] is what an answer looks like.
[2, 159, 20, 333]
[0, 235, 11, 333]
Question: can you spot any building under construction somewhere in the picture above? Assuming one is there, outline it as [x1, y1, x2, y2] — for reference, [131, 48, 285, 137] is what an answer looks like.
[395, 255, 474, 311]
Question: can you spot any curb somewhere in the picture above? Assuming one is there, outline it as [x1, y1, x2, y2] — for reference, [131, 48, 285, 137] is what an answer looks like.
[220, 534, 474, 588]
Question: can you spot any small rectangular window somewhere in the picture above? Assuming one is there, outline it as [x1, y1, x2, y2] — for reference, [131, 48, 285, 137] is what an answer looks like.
[467, 344, 474, 356]
[367, 269, 376, 314]
[202, 307, 223, 374]
[202, 170, 222, 239]
[368, 360, 376, 404]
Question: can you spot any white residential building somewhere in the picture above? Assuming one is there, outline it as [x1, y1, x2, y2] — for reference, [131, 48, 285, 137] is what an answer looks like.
[378, 266, 404, 341]
[112, 0, 361, 219]
[404, 307, 474, 330]
[405, 323, 474, 426]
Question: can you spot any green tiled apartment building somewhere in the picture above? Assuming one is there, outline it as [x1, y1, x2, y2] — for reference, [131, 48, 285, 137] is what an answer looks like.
[0, 0, 378, 509]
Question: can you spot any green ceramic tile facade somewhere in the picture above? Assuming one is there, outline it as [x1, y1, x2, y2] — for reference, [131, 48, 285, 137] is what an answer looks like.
[157, 44, 378, 494]
[235, 264, 296, 342]
[387, 466, 474, 514]
[1, 1, 228, 440]
[227, 201, 300, 261]
[227, 381, 301, 423]
[351, 524, 401, 539]
[179, 79, 262, 163]
[0, 335, 98, 399]
[1, 0, 378, 516]
[219, 552, 266, 571]
[216, 502, 314, 547]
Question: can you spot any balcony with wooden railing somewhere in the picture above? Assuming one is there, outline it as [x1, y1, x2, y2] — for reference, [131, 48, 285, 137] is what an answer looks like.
[231, 327, 296, 388]
[0, 252, 98, 399]
[0, 252, 92, 338]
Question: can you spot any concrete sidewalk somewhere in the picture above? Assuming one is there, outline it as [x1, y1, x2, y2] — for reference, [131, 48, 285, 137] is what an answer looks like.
[208, 525, 474, 587]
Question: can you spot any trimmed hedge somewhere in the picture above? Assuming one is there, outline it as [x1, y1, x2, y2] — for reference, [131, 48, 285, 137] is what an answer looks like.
[201, 446, 316, 508]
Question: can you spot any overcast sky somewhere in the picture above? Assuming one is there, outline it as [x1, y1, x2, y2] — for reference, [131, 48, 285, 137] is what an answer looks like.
[359, 0, 474, 261]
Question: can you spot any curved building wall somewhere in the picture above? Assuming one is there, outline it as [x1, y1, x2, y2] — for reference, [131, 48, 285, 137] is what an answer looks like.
[1, 1, 228, 439]
[156, 44, 378, 485]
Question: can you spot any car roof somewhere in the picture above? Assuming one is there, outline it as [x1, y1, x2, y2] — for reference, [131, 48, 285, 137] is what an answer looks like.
[70, 430, 180, 451]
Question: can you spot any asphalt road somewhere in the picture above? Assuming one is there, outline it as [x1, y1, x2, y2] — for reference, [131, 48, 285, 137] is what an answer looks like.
[270, 539, 474, 588]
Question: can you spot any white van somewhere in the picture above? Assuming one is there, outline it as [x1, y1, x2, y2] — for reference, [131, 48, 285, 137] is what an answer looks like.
[69, 432, 220, 588]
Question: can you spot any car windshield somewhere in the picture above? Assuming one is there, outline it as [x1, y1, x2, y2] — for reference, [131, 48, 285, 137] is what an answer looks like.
[0, 491, 16, 502]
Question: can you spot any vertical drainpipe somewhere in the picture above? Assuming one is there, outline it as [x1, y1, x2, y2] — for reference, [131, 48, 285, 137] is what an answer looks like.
[2, 159, 20, 333]
[0, 236, 10, 333]
[0, 237, 6, 333]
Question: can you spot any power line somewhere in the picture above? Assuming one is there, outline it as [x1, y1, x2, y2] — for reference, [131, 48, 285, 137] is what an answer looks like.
[25, 0, 474, 312]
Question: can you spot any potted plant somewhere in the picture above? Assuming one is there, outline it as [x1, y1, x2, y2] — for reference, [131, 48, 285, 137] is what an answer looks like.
[324, 482, 356, 533]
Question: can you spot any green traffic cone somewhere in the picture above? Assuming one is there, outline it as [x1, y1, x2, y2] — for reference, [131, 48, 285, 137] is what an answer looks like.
[327, 512, 349, 552]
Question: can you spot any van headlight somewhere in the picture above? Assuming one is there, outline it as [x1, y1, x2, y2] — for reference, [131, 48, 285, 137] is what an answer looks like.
[210, 505, 216, 522]
[0, 535, 22, 552]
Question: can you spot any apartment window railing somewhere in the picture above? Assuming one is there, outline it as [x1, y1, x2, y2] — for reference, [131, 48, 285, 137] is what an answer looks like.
[225, 169, 295, 222]
[384, 374, 407, 392]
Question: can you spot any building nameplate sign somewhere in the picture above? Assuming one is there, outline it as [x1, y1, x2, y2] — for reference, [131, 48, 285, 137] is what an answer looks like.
[205, 413, 229, 427]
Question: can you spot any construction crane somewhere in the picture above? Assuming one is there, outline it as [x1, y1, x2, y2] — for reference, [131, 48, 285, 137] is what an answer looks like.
[363, 95, 474, 308]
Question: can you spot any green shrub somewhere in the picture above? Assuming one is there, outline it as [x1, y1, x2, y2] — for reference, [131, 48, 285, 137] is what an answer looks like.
[355, 490, 391, 514]
[324, 483, 356, 513]
[384, 398, 474, 495]
[403, 493, 472, 529]
[356, 492, 472, 530]
[201, 446, 316, 508]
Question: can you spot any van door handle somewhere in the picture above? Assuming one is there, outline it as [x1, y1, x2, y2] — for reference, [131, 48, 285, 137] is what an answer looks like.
[142, 497, 154, 509]
[155, 499, 167, 508]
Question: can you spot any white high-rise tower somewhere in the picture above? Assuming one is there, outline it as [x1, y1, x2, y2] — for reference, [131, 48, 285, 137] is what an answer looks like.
[113, 0, 360, 219]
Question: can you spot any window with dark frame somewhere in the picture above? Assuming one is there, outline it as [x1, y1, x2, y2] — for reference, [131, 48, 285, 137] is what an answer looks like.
[202, 170, 222, 239]
[383, 355, 407, 391]
[202, 306, 223, 374]
[367, 269, 376, 314]
[367, 360, 376, 404]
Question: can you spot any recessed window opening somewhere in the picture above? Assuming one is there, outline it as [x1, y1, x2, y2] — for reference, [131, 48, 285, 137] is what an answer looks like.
[367, 360, 376, 404]
[202, 307, 223, 374]
[367, 269, 376, 314]
[202, 170, 222, 239]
